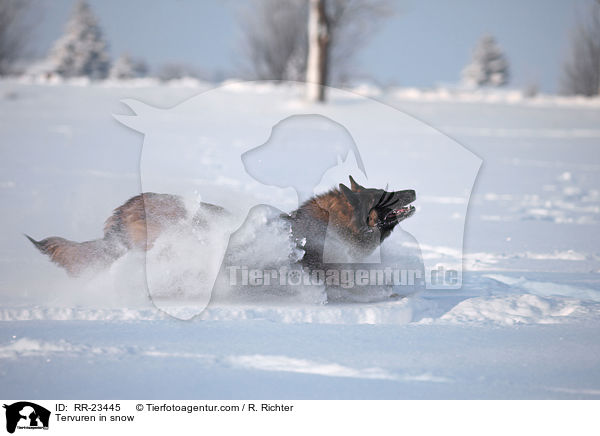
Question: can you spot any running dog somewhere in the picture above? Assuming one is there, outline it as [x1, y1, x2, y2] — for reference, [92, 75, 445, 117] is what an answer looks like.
[26, 176, 416, 275]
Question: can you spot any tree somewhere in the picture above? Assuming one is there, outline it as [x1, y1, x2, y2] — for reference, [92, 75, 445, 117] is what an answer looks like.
[306, 0, 330, 101]
[109, 53, 148, 80]
[0, 0, 31, 75]
[156, 63, 202, 81]
[561, 1, 600, 96]
[238, 0, 309, 81]
[462, 35, 510, 87]
[237, 0, 392, 96]
[325, 0, 392, 80]
[48, 0, 110, 79]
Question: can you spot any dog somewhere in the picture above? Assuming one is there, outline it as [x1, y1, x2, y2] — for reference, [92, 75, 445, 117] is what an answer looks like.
[287, 175, 416, 269]
[26, 176, 416, 276]
[26, 193, 227, 276]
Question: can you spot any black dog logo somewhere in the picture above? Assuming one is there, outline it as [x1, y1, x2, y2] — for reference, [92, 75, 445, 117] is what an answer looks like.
[3, 402, 50, 434]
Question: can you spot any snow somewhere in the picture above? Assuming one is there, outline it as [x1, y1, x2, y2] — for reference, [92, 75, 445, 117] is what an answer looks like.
[437, 293, 597, 325]
[0, 79, 599, 398]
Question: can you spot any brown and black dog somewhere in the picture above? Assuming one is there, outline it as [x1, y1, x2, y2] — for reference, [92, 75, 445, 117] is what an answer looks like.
[26, 176, 416, 276]
[287, 176, 415, 269]
[26, 193, 227, 276]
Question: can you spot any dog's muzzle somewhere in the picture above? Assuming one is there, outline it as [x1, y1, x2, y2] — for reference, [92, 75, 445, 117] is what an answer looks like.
[384, 205, 416, 222]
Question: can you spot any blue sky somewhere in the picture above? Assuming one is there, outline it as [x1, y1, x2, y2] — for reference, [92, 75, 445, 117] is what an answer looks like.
[31, 0, 591, 93]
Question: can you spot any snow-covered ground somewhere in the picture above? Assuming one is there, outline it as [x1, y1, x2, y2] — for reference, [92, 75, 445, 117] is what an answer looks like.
[0, 79, 599, 398]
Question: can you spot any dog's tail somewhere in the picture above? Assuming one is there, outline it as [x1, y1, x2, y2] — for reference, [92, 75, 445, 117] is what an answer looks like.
[25, 234, 120, 276]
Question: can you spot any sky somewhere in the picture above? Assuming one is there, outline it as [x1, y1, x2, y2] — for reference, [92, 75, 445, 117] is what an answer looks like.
[28, 0, 591, 93]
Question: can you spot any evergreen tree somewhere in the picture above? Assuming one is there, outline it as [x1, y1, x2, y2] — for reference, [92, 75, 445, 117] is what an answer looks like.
[110, 53, 147, 79]
[48, 0, 110, 79]
[462, 35, 509, 87]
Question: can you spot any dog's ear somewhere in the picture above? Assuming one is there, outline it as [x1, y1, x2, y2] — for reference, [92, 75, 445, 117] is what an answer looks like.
[348, 175, 363, 192]
[339, 183, 359, 206]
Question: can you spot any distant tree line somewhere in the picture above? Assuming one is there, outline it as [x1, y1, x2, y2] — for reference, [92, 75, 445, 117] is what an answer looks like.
[1, 0, 599, 99]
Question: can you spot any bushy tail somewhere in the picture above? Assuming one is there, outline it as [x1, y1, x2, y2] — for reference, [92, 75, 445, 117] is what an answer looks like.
[25, 234, 121, 276]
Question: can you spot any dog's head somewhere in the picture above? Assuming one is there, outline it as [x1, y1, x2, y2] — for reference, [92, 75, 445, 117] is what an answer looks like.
[338, 175, 416, 243]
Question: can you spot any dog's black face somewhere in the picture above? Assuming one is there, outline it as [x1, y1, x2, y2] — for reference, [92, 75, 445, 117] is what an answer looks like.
[339, 176, 416, 243]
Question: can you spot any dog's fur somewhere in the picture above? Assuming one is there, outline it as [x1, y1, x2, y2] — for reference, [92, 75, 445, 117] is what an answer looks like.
[27, 176, 415, 276]
[287, 176, 416, 268]
[26, 193, 227, 276]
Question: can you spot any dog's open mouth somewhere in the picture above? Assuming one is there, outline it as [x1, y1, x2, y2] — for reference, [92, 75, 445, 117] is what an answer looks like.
[384, 205, 416, 222]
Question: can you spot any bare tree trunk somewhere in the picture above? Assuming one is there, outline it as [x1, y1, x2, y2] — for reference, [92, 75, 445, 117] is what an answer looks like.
[561, 0, 600, 96]
[0, 0, 31, 75]
[598, 0, 600, 95]
[306, 0, 330, 102]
